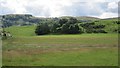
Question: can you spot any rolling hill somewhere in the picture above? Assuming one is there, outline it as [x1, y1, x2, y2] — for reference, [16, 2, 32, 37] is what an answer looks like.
[0, 14, 119, 34]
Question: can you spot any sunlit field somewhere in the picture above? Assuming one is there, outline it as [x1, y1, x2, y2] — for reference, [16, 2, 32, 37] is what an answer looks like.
[2, 26, 118, 66]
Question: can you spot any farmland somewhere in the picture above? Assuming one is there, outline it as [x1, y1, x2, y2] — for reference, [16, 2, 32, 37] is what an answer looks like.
[1, 14, 119, 66]
[2, 26, 118, 66]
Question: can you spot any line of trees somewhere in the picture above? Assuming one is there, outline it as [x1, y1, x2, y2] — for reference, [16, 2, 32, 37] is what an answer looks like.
[1, 15, 119, 34]
[35, 17, 107, 35]
[35, 17, 83, 35]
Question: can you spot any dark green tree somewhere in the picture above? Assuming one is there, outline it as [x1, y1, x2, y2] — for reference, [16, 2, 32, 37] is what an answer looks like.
[61, 24, 81, 34]
[51, 23, 60, 33]
[60, 17, 83, 34]
[61, 23, 70, 33]
[67, 17, 78, 24]
[68, 25, 80, 34]
[59, 18, 68, 26]
[35, 23, 50, 35]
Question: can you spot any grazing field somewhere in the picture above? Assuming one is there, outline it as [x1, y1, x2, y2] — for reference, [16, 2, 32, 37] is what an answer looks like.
[4, 26, 36, 37]
[2, 32, 118, 66]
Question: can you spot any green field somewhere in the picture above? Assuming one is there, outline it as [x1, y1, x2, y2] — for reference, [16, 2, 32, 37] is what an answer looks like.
[2, 26, 118, 66]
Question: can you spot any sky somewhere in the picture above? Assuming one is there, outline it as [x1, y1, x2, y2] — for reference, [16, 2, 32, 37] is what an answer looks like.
[0, 0, 119, 19]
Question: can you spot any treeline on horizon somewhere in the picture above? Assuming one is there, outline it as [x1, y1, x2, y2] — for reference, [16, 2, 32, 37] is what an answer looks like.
[0, 14, 120, 35]
[35, 17, 108, 35]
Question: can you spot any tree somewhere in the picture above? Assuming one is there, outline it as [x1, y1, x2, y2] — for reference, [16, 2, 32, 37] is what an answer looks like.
[61, 23, 81, 34]
[51, 22, 61, 33]
[67, 17, 78, 24]
[61, 23, 70, 34]
[35, 23, 50, 35]
[59, 18, 68, 26]
[68, 24, 80, 34]
[60, 17, 82, 34]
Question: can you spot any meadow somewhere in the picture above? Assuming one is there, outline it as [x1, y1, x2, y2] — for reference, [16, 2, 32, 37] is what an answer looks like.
[2, 26, 118, 66]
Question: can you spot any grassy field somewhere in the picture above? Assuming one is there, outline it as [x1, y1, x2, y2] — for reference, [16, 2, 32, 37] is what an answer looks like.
[4, 25, 36, 36]
[2, 26, 118, 66]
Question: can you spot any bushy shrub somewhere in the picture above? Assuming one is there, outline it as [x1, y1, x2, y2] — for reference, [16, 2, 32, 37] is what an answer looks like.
[61, 24, 82, 34]
[93, 29, 107, 33]
[35, 23, 50, 35]
[86, 29, 107, 33]
[92, 25, 105, 29]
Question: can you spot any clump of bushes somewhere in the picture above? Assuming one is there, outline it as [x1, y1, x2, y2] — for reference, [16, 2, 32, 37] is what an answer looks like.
[35, 23, 50, 35]
[35, 17, 109, 35]
[80, 22, 107, 33]
[35, 17, 83, 35]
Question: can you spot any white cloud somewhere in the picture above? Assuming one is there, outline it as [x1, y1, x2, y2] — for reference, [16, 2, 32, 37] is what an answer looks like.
[99, 12, 118, 19]
[0, 0, 27, 14]
[24, 0, 73, 17]
[107, 2, 118, 13]
[0, 0, 119, 18]
[108, 2, 118, 9]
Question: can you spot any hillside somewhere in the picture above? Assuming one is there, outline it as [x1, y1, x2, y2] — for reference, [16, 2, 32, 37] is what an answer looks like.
[76, 16, 100, 21]
[0, 14, 100, 27]
[5, 25, 36, 36]
[95, 18, 119, 33]
[0, 14, 119, 34]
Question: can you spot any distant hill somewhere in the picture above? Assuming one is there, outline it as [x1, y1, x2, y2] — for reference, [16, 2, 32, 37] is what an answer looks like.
[59, 16, 100, 23]
[0, 14, 46, 27]
[0, 14, 119, 34]
[76, 16, 100, 20]
[100, 17, 118, 21]
[0, 14, 119, 28]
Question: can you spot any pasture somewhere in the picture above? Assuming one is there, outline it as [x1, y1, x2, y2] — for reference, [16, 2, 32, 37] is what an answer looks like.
[2, 26, 118, 66]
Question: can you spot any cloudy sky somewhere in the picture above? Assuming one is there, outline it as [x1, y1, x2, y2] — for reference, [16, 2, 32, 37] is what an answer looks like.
[0, 0, 119, 19]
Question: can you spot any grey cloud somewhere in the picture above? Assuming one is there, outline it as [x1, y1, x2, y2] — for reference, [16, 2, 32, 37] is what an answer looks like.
[0, 4, 14, 15]
[25, 6, 51, 17]
[61, 2, 108, 16]
[107, 2, 118, 13]
[0, 0, 118, 18]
